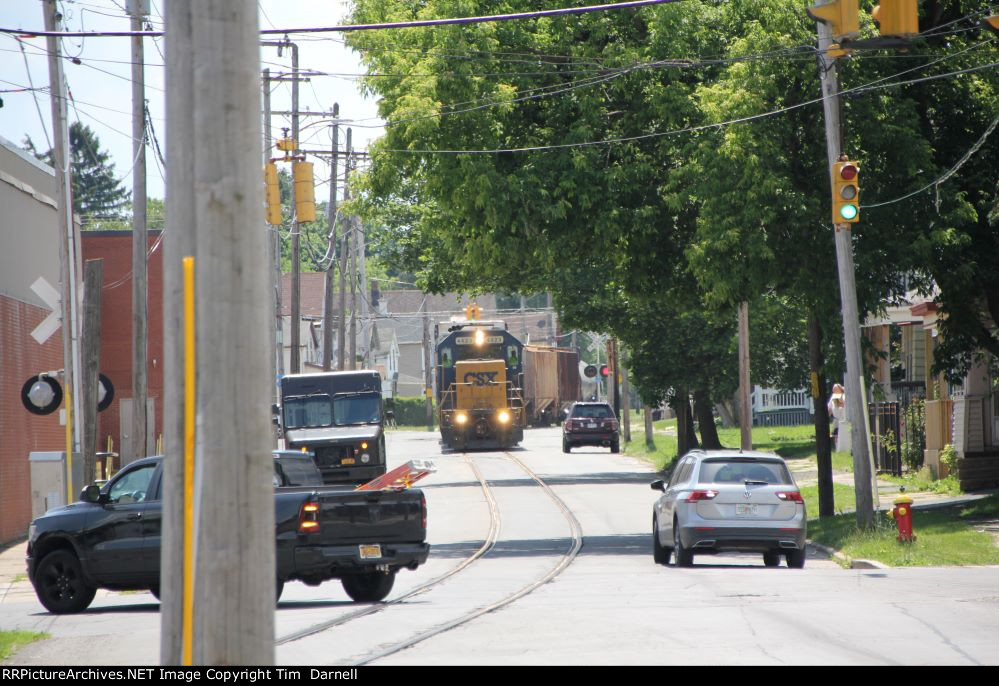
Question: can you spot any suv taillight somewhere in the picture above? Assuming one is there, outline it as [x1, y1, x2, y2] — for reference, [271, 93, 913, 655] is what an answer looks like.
[685, 490, 718, 503]
[776, 491, 804, 503]
[298, 499, 320, 533]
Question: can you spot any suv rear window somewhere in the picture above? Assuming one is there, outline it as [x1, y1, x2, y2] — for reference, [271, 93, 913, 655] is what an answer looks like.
[698, 459, 792, 485]
[571, 405, 613, 419]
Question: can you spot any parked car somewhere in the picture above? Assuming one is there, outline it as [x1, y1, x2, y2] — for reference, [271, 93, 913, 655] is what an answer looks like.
[650, 450, 807, 568]
[562, 401, 620, 453]
[27, 452, 429, 614]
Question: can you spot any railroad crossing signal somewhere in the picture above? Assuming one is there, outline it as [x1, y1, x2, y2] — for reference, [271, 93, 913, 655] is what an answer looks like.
[583, 364, 597, 378]
[599, 364, 610, 377]
[832, 158, 860, 224]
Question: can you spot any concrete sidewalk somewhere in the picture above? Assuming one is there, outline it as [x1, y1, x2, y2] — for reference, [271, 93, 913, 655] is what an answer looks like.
[0, 538, 35, 605]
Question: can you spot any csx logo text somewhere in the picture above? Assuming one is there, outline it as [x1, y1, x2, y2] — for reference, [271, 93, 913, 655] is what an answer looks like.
[464, 372, 498, 386]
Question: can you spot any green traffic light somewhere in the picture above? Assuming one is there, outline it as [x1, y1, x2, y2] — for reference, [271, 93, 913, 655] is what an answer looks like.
[839, 204, 858, 220]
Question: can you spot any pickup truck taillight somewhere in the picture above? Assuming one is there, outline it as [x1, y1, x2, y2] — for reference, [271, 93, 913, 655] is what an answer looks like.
[298, 499, 320, 533]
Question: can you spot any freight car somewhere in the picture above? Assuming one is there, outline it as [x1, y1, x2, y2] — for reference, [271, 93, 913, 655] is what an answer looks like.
[522, 345, 581, 426]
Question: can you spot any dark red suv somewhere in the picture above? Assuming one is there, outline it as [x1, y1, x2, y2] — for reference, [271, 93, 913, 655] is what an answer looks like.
[563, 402, 620, 453]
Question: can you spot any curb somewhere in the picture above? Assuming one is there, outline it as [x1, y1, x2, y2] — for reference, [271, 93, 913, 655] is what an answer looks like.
[807, 540, 888, 569]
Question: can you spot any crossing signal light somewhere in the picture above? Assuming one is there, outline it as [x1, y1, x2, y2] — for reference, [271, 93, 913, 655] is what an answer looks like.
[264, 163, 282, 225]
[807, 0, 860, 42]
[871, 0, 919, 38]
[599, 364, 610, 378]
[832, 159, 860, 224]
[293, 161, 317, 223]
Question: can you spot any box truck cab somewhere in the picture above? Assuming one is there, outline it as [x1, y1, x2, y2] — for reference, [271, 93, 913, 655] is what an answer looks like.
[278, 370, 387, 484]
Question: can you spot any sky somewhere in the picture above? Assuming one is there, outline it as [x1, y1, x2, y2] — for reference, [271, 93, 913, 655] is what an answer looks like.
[0, 0, 385, 213]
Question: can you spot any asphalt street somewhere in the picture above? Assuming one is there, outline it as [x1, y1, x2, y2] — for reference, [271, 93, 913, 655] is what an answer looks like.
[3, 427, 998, 665]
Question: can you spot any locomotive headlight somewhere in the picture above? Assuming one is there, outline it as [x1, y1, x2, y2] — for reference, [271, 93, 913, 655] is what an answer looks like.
[360, 441, 369, 450]
[455, 412, 468, 425]
[474, 329, 485, 346]
[497, 410, 511, 424]
[361, 454, 371, 463]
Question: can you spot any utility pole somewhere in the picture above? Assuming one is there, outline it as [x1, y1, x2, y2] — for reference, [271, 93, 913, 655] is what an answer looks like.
[813, 6, 875, 528]
[358, 206, 368, 366]
[164, 1, 275, 663]
[161, 0, 194, 663]
[322, 104, 339, 371]
[262, 68, 282, 409]
[130, 0, 148, 464]
[349, 214, 358, 370]
[738, 301, 752, 450]
[621, 355, 632, 443]
[44, 0, 83, 477]
[289, 41, 301, 374]
[423, 298, 433, 431]
[81, 259, 103, 484]
[337, 130, 352, 370]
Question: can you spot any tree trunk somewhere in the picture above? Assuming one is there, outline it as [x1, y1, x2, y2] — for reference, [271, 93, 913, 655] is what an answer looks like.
[809, 312, 835, 518]
[644, 405, 655, 450]
[694, 389, 722, 449]
[674, 389, 699, 458]
[715, 400, 737, 429]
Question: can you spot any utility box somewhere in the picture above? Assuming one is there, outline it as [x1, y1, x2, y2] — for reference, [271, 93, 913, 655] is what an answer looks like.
[29, 452, 83, 519]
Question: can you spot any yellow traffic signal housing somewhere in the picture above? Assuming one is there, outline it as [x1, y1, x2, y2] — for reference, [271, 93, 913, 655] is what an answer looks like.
[984, 16, 999, 36]
[832, 160, 860, 224]
[871, 0, 919, 38]
[264, 163, 282, 225]
[276, 137, 296, 153]
[292, 161, 316, 223]
[807, 0, 860, 42]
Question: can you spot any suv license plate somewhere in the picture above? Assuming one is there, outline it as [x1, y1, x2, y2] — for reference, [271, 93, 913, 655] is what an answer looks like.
[341, 458, 356, 465]
[736, 504, 758, 516]
[359, 544, 382, 559]
[587, 422, 597, 428]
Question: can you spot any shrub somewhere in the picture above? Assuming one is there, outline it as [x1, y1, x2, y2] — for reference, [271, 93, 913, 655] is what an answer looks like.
[389, 396, 435, 427]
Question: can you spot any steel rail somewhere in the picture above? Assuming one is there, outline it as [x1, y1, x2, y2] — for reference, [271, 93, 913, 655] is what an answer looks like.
[349, 450, 584, 665]
[275, 452, 501, 646]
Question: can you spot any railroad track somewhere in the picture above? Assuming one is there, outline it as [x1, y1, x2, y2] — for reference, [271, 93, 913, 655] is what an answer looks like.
[275, 453, 501, 646]
[348, 450, 583, 665]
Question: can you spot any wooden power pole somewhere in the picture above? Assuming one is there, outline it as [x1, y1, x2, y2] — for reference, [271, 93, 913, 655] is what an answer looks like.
[812, 5, 874, 528]
[161, 2, 275, 664]
[130, 0, 149, 464]
[337, 129, 352, 370]
[322, 104, 339, 371]
[81, 259, 103, 484]
[738, 301, 752, 450]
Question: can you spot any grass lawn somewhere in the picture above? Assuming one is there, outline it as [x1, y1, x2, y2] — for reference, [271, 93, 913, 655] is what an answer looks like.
[799, 483, 857, 517]
[808, 494, 999, 567]
[0, 630, 48, 661]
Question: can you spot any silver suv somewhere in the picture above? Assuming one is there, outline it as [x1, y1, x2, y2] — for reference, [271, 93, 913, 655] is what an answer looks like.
[650, 450, 807, 568]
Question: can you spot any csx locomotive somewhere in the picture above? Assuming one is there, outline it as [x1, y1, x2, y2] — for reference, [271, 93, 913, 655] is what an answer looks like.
[435, 312, 525, 450]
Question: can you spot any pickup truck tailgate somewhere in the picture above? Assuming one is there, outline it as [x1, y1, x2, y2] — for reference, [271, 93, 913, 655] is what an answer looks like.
[313, 488, 425, 544]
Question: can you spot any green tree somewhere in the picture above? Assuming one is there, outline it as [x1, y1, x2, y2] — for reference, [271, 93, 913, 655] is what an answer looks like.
[27, 122, 130, 221]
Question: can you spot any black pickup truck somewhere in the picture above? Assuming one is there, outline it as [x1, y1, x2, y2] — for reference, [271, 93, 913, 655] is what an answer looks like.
[26, 453, 429, 614]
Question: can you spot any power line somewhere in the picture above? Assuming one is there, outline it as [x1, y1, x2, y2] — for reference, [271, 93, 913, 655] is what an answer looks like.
[375, 44, 998, 155]
[2, 0, 683, 38]
[862, 112, 999, 209]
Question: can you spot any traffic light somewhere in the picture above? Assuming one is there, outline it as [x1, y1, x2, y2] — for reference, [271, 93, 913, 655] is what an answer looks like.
[832, 159, 860, 224]
[871, 0, 918, 38]
[984, 16, 999, 36]
[807, 0, 860, 43]
[264, 163, 282, 225]
[292, 161, 316, 223]
[599, 364, 610, 378]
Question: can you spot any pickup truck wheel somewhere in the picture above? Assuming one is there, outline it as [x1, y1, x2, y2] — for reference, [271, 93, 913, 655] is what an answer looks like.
[341, 571, 395, 603]
[35, 550, 96, 614]
[610, 438, 620, 454]
[562, 438, 571, 453]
